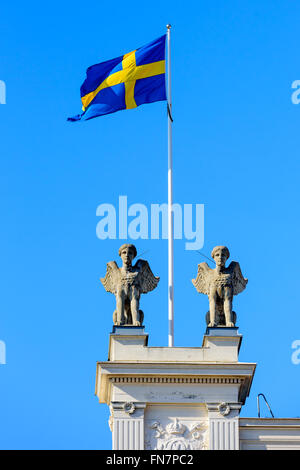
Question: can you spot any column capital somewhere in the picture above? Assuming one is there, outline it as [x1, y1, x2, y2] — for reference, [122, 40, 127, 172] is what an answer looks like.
[110, 401, 146, 415]
[206, 401, 242, 418]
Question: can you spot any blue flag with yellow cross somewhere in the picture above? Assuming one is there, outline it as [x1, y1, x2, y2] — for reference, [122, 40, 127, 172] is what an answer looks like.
[68, 35, 166, 121]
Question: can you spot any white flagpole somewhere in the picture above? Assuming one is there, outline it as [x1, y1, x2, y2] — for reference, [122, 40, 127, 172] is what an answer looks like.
[166, 24, 174, 347]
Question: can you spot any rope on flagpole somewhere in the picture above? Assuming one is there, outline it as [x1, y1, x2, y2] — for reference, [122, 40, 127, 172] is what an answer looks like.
[167, 103, 173, 122]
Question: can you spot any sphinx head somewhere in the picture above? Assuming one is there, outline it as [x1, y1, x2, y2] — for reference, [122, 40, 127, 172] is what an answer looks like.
[118, 244, 137, 267]
[211, 246, 230, 268]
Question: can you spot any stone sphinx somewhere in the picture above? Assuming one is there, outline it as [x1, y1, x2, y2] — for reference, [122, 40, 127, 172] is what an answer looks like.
[192, 246, 248, 327]
[101, 244, 160, 326]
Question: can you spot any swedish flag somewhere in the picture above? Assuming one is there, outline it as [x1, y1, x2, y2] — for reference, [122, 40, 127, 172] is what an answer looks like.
[68, 35, 166, 121]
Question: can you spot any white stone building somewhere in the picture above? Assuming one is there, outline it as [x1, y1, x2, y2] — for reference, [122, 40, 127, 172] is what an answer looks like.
[95, 326, 300, 450]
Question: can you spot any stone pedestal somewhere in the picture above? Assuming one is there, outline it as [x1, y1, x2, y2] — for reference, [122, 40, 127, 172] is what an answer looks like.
[95, 326, 256, 450]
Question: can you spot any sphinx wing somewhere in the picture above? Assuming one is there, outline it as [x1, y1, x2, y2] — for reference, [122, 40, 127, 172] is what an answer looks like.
[135, 259, 160, 294]
[100, 261, 119, 294]
[191, 262, 211, 295]
[228, 261, 248, 295]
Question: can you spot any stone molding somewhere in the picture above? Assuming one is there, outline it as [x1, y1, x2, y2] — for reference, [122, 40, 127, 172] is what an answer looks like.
[109, 376, 244, 385]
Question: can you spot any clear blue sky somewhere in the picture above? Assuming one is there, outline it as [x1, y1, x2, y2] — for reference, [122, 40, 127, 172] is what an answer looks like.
[1, 0, 299, 449]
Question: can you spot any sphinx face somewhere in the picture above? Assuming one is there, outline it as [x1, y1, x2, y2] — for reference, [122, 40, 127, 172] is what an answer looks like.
[120, 247, 135, 267]
[213, 249, 228, 267]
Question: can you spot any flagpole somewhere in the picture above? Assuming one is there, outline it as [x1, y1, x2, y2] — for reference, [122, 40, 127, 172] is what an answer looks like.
[166, 24, 174, 347]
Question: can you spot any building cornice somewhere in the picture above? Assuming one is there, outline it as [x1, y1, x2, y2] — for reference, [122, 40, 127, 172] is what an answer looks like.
[96, 361, 256, 405]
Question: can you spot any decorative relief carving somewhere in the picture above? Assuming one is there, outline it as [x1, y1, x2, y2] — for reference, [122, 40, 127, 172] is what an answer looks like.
[122, 402, 136, 415]
[145, 418, 208, 450]
[218, 402, 231, 416]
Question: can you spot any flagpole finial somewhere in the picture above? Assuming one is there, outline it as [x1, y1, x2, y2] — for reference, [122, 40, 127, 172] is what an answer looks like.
[166, 24, 171, 29]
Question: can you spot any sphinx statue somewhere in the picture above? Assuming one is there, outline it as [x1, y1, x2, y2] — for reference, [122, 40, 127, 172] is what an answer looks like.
[192, 246, 248, 327]
[101, 244, 160, 326]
